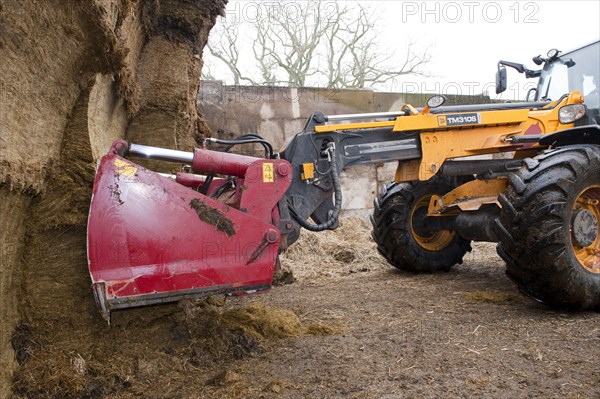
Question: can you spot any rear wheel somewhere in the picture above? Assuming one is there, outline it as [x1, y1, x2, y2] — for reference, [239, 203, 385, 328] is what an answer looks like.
[496, 145, 600, 310]
[371, 179, 471, 272]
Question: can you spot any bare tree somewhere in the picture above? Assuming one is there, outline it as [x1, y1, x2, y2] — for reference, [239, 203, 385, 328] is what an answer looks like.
[205, 19, 257, 85]
[204, 1, 431, 89]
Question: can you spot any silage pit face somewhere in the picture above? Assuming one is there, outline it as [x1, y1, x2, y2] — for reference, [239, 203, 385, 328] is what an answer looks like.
[11, 322, 37, 364]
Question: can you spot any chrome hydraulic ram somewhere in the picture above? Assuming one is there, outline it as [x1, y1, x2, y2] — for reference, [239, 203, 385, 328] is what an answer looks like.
[325, 111, 407, 122]
[128, 143, 194, 163]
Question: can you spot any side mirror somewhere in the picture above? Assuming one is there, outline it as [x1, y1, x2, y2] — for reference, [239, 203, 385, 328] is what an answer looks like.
[564, 58, 576, 68]
[496, 66, 507, 94]
[532, 55, 545, 65]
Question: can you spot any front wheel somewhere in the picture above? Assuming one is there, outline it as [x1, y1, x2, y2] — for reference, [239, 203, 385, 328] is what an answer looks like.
[496, 145, 600, 310]
[371, 179, 472, 273]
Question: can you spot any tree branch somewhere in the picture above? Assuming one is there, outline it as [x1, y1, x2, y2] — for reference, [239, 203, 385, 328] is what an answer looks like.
[203, 1, 433, 89]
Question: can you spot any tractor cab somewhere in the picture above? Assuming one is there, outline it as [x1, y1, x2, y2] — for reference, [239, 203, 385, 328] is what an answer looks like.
[497, 40, 600, 124]
[536, 40, 600, 124]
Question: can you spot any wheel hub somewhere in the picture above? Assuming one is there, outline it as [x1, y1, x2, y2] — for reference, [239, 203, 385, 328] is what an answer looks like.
[571, 209, 598, 247]
[572, 185, 600, 273]
[412, 206, 434, 237]
[410, 196, 454, 252]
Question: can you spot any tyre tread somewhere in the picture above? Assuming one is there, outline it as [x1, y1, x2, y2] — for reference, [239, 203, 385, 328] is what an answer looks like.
[496, 145, 600, 310]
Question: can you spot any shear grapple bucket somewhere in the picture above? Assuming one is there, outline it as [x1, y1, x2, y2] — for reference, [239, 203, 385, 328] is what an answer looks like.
[87, 140, 291, 320]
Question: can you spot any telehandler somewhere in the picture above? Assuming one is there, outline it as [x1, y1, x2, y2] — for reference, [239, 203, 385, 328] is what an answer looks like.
[88, 40, 600, 320]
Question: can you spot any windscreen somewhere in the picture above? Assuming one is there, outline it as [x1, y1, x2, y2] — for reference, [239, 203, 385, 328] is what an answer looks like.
[537, 41, 600, 112]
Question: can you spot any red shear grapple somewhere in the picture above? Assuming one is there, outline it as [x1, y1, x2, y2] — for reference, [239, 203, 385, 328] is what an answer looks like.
[88, 140, 292, 320]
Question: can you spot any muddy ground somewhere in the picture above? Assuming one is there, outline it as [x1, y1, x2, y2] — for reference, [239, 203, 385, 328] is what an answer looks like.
[11, 218, 599, 399]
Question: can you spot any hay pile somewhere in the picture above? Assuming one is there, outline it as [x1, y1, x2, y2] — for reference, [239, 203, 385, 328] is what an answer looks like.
[12, 296, 338, 399]
[281, 217, 388, 281]
[182, 299, 339, 361]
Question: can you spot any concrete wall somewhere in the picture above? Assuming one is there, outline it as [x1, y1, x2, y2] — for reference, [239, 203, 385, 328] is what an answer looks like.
[198, 82, 492, 213]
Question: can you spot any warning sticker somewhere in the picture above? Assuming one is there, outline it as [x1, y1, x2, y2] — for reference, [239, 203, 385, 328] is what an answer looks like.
[262, 163, 274, 183]
[114, 159, 137, 178]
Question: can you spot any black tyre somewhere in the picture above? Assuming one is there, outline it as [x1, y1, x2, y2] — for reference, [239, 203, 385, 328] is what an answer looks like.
[496, 145, 600, 310]
[371, 178, 472, 272]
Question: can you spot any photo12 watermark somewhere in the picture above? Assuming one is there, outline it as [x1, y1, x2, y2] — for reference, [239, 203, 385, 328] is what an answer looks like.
[396, 80, 539, 102]
[223, 1, 343, 24]
[222, 1, 540, 25]
[199, 79, 538, 106]
[400, 1, 540, 24]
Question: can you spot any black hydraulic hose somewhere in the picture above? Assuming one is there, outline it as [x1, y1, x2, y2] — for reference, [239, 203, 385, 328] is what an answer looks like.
[222, 133, 272, 153]
[219, 138, 272, 156]
[200, 174, 214, 195]
[232, 133, 270, 142]
[288, 155, 342, 232]
[210, 177, 235, 198]
[209, 136, 274, 159]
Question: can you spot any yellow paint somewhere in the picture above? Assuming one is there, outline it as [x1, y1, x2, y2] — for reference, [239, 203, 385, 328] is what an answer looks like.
[308, 91, 585, 184]
[392, 109, 529, 132]
[114, 158, 137, 178]
[301, 162, 315, 180]
[410, 195, 455, 251]
[428, 179, 508, 215]
[395, 160, 421, 182]
[315, 120, 396, 133]
[402, 103, 419, 115]
[413, 92, 584, 181]
[262, 163, 274, 183]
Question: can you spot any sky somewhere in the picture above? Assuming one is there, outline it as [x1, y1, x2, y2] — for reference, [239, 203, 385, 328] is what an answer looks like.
[205, 0, 600, 101]
[377, 0, 600, 100]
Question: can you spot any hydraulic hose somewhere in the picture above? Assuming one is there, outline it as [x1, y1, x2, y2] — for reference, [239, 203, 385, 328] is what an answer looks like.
[289, 147, 342, 232]
[206, 135, 274, 159]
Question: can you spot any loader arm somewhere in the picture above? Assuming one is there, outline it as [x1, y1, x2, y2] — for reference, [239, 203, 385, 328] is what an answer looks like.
[278, 90, 586, 248]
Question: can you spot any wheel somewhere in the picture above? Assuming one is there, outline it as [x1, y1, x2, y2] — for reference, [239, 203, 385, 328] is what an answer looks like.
[496, 145, 600, 310]
[371, 178, 472, 272]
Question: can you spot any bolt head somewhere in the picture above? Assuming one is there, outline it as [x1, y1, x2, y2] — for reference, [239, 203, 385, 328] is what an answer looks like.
[266, 230, 278, 243]
[277, 164, 290, 177]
